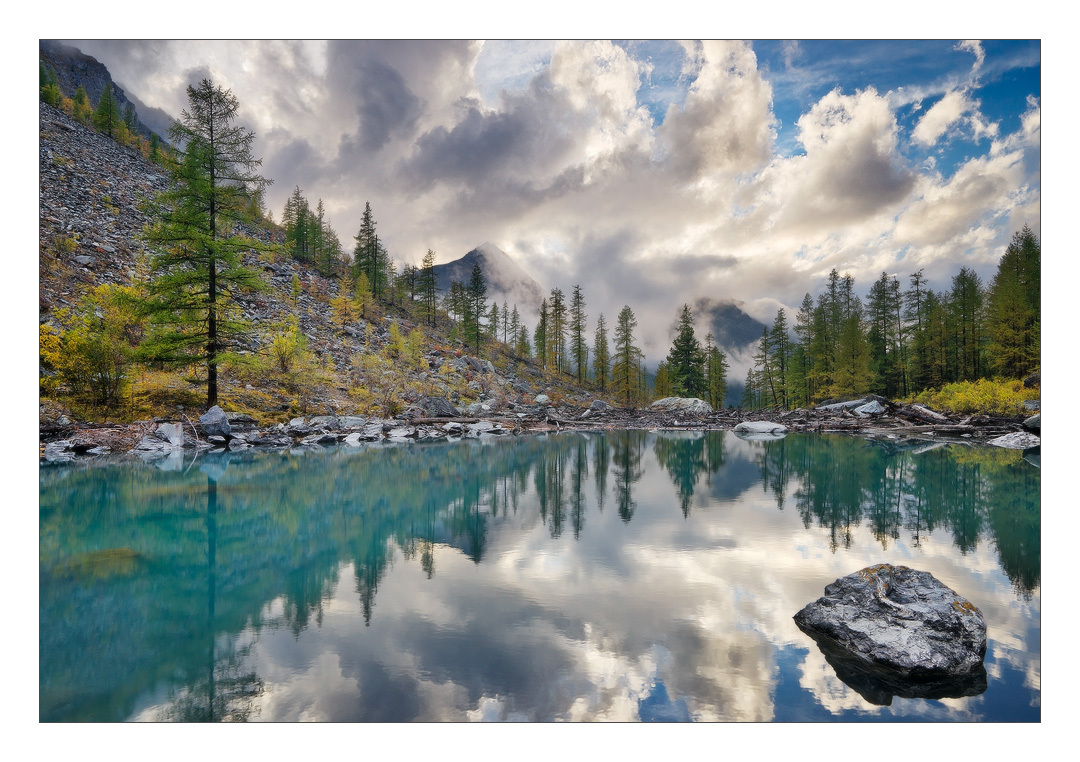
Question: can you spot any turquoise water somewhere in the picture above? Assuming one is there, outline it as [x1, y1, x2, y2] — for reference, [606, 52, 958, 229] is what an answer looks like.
[39, 431, 1040, 721]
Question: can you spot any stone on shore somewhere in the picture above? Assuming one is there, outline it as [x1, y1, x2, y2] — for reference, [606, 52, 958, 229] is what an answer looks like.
[419, 396, 458, 418]
[199, 405, 231, 438]
[987, 431, 1041, 449]
[854, 400, 887, 417]
[794, 564, 987, 679]
[649, 397, 713, 415]
[1022, 413, 1041, 431]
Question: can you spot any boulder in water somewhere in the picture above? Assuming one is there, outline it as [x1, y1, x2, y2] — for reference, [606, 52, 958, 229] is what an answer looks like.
[794, 564, 987, 680]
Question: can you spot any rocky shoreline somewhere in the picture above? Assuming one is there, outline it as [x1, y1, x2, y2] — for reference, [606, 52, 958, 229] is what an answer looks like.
[40, 393, 1042, 465]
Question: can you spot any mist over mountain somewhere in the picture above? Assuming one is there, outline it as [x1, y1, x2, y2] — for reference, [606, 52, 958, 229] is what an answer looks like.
[433, 242, 545, 315]
[39, 40, 165, 143]
[120, 90, 177, 142]
[692, 297, 767, 351]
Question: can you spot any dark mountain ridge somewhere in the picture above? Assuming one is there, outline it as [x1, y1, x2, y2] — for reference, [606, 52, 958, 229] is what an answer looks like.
[693, 297, 767, 350]
[40, 40, 166, 144]
[432, 242, 546, 315]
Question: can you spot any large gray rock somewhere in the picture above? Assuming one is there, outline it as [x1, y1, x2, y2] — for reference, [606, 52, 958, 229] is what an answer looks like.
[199, 405, 231, 437]
[987, 431, 1041, 449]
[649, 397, 713, 415]
[156, 422, 185, 447]
[1022, 413, 1040, 431]
[419, 397, 458, 418]
[533, 394, 550, 405]
[308, 415, 340, 430]
[43, 440, 75, 463]
[854, 400, 887, 417]
[816, 398, 869, 412]
[794, 564, 987, 680]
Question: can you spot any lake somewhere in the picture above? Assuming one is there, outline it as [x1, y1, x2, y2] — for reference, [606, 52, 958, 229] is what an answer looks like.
[39, 430, 1040, 722]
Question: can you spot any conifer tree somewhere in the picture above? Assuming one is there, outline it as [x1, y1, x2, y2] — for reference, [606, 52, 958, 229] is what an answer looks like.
[534, 299, 549, 367]
[768, 309, 790, 408]
[666, 304, 706, 398]
[593, 313, 610, 392]
[93, 82, 119, 138]
[467, 263, 487, 354]
[792, 293, 815, 405]
[570, 285, 589, 383]
[516, 322, 532, 358]
[510, 305, 522, 350]
[419, 249, 437, 326]
[612, 305, 642, 407]
[753, 327, 778, 406]
[40, 63, 61, 107]
[987, 226, 1040, 377]
[352, 202, 378, 293]
[123, 102, 138, 132]
[547, 288, 567, 372]
[140, 79, 272, 408]
[653, 362, 673, 399]
[488, 302, 500, 343]
[354, 269, 373, 320]
[73, 86, 92, 124]
[704, 333, 728, 409]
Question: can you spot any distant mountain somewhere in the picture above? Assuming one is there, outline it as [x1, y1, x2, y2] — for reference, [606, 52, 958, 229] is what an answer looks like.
[122, 90, 177, 142]
[39, 40, 167, 144]
[433, 242, 545, 315]
[692, 297, 767, 351]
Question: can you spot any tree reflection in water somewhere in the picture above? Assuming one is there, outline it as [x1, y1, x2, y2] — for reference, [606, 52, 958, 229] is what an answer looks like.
[39, 431, 1039, 721]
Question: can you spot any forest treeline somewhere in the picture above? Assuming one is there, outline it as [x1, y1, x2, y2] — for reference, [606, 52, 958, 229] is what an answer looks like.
[742, 228, 1040, 409]
[39, 75, 1040, 419]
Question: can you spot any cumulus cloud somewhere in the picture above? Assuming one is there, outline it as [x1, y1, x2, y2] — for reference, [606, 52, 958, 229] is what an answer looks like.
[752, 87, 916, 239]
[59, 39, 1039, 364]
[912, 89, 999, 147]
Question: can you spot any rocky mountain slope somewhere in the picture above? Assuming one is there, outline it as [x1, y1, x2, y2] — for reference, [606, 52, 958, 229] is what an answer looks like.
[38, 99, 609, 432]
[40, 41, 163, 143]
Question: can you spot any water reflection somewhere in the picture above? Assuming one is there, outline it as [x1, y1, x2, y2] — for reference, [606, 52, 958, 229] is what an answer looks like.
[39, 432, 1040, 721]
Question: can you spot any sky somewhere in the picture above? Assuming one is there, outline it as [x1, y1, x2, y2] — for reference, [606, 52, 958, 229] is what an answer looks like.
[60, 39, 1040, 361]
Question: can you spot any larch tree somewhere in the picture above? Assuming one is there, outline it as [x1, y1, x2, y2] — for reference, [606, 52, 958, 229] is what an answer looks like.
[534, 299, 549, 368]
[768, 309, 790, 408]
[93, 82, 119, 137]
[467, 263, 487, 354]
[987, 226, 1040, 378]
[593, 313, 610, 392]
[72, 86, 93, 124]
[612, 305, 642, 407]
[653, 362, 673, 399]
[704, 332, 728, 410]
[140, 79, 272, 408]
[569, 285, 589, 383]
[419, 249, 438, 326]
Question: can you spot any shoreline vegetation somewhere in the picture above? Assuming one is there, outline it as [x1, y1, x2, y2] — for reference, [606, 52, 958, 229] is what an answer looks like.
[39, 77, 1040, 458]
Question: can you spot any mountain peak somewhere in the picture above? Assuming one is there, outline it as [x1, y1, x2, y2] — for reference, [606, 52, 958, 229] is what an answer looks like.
[432, 243, 545, 314]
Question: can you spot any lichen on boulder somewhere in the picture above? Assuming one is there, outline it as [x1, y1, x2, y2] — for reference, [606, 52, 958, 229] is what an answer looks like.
[794, 564, 987, 680]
